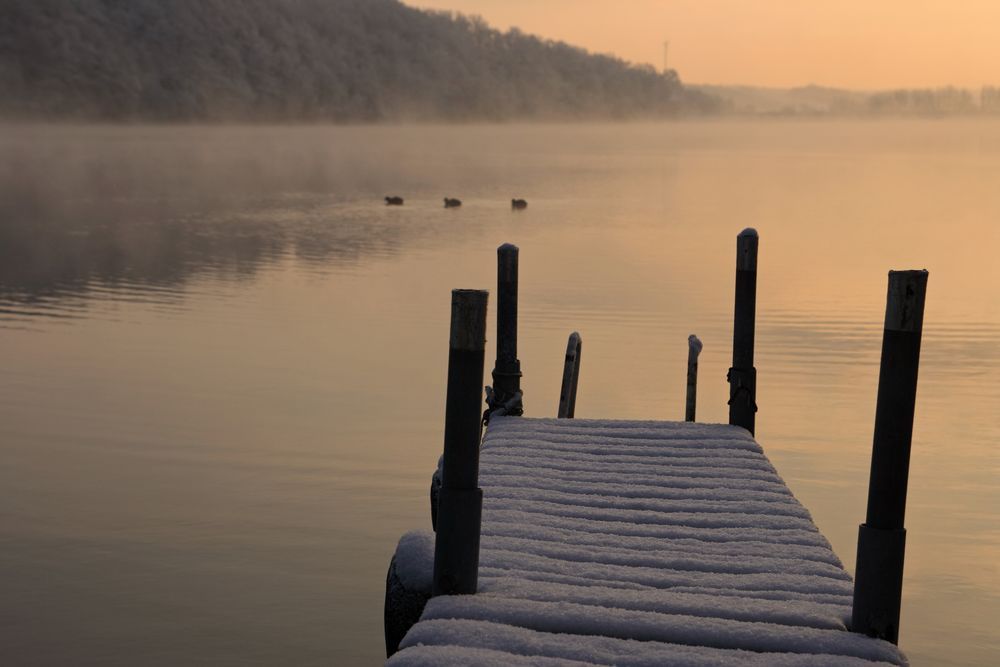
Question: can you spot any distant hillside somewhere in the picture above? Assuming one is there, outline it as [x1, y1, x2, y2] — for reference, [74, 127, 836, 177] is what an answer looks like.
[0, 0, 719, 122]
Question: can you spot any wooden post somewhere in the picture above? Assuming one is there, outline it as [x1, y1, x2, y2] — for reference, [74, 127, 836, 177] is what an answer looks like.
[852, 270, 928, 644]
[491, 244, 523, 416]
[728, 228, 758, 434]
[686, 335, 703, 422]
[433, 289, 488, 597]
[558, 333, 582, 418]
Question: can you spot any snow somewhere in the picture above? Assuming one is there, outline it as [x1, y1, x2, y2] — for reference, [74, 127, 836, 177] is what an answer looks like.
[416, 596, 900, 661]
[392, 620, 904, 667]
[389, 417, 908, 666]
[478, 534, 850, 580]
[394, 530, 434, 593]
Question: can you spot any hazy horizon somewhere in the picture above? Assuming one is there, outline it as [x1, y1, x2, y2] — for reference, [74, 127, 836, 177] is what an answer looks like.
[407, 0, 1000, 90]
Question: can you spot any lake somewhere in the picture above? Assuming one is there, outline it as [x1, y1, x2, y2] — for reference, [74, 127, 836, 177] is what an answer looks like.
[1, 121, 997, 665]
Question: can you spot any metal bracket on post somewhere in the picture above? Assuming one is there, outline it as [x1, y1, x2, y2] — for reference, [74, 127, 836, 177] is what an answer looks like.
[853, 525, 907, 643]
[484, 386, 523, 423]
[726, 366, 758, 413]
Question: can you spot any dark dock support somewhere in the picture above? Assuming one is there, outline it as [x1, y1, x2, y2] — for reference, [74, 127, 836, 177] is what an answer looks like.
[433, 289, 489, 597]
[489, 244, 523, 418]
[852, 270, 929, 644]
[686, 335, 703, 422]
[558, 333, 583, 418]
[728, 228, 758, 434]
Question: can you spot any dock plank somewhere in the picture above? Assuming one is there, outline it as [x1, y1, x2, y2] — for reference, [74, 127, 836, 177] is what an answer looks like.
[388, 417, 907, 666]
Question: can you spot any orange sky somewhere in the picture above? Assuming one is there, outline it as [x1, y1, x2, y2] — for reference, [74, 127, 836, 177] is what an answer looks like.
[405, 0, 1000, 89]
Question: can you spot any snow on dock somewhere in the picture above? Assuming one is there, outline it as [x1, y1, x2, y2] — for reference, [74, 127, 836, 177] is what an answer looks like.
[388, 417, 908, 666]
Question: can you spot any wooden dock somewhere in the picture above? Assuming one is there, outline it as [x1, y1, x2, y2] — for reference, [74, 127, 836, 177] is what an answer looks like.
[388, 418, 906, 665]
[383, 234, 926, 665]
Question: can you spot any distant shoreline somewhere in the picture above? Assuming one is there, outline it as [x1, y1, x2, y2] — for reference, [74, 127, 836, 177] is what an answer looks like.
[6, 115, 1000, 128]
[693, 83, 1000, 118]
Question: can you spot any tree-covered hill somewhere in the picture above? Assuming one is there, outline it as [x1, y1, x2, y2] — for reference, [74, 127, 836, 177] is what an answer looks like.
[0, 0, 718, 122]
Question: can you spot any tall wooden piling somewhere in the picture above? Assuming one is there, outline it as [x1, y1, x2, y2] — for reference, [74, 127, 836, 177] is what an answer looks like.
[852, 270, 928, 644]
[728, 228, 758, 434]
[558, 333, 583, 418]
[433, 289, 489, 597]
[686, 335, 703, 422]
[492, 244, 523, 416]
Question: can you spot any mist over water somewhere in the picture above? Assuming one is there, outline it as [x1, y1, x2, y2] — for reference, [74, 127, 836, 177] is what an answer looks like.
[1, 121, 998, 665]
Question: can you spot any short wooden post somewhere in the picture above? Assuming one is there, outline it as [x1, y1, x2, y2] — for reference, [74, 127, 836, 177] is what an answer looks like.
[491, 244, 523, 416]
[852, 270, 928, 644]
[728, 228, 758, 434]
[558, 333, 582, 418]
[686, 335, 703, 422]
[433, 289, 488, 597]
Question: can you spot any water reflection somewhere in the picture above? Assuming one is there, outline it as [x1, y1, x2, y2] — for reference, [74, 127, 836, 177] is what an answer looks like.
[1, 122, 999, 665]
[0, 193, 469, 326]
[0, 125, 505, 325]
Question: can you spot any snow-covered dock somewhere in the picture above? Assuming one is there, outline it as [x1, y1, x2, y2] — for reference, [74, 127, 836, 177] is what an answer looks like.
[387, 417, 908, 666]
[384, 238, 927, 665]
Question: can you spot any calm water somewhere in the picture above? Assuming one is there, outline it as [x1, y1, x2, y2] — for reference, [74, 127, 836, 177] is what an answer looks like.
[1, 122, 998, 666]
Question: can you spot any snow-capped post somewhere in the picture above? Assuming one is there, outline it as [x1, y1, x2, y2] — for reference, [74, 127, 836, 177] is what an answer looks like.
[728, 228, 758, 435]
[686, 335, 703, 422]
[490, 243, 523, 418]
[558, 332, 583, 418]
[852, 270, 928, 645]
[433, 289, 488, 597]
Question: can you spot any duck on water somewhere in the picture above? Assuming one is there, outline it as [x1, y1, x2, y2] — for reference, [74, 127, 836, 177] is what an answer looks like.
[384, 196, 526, 209]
